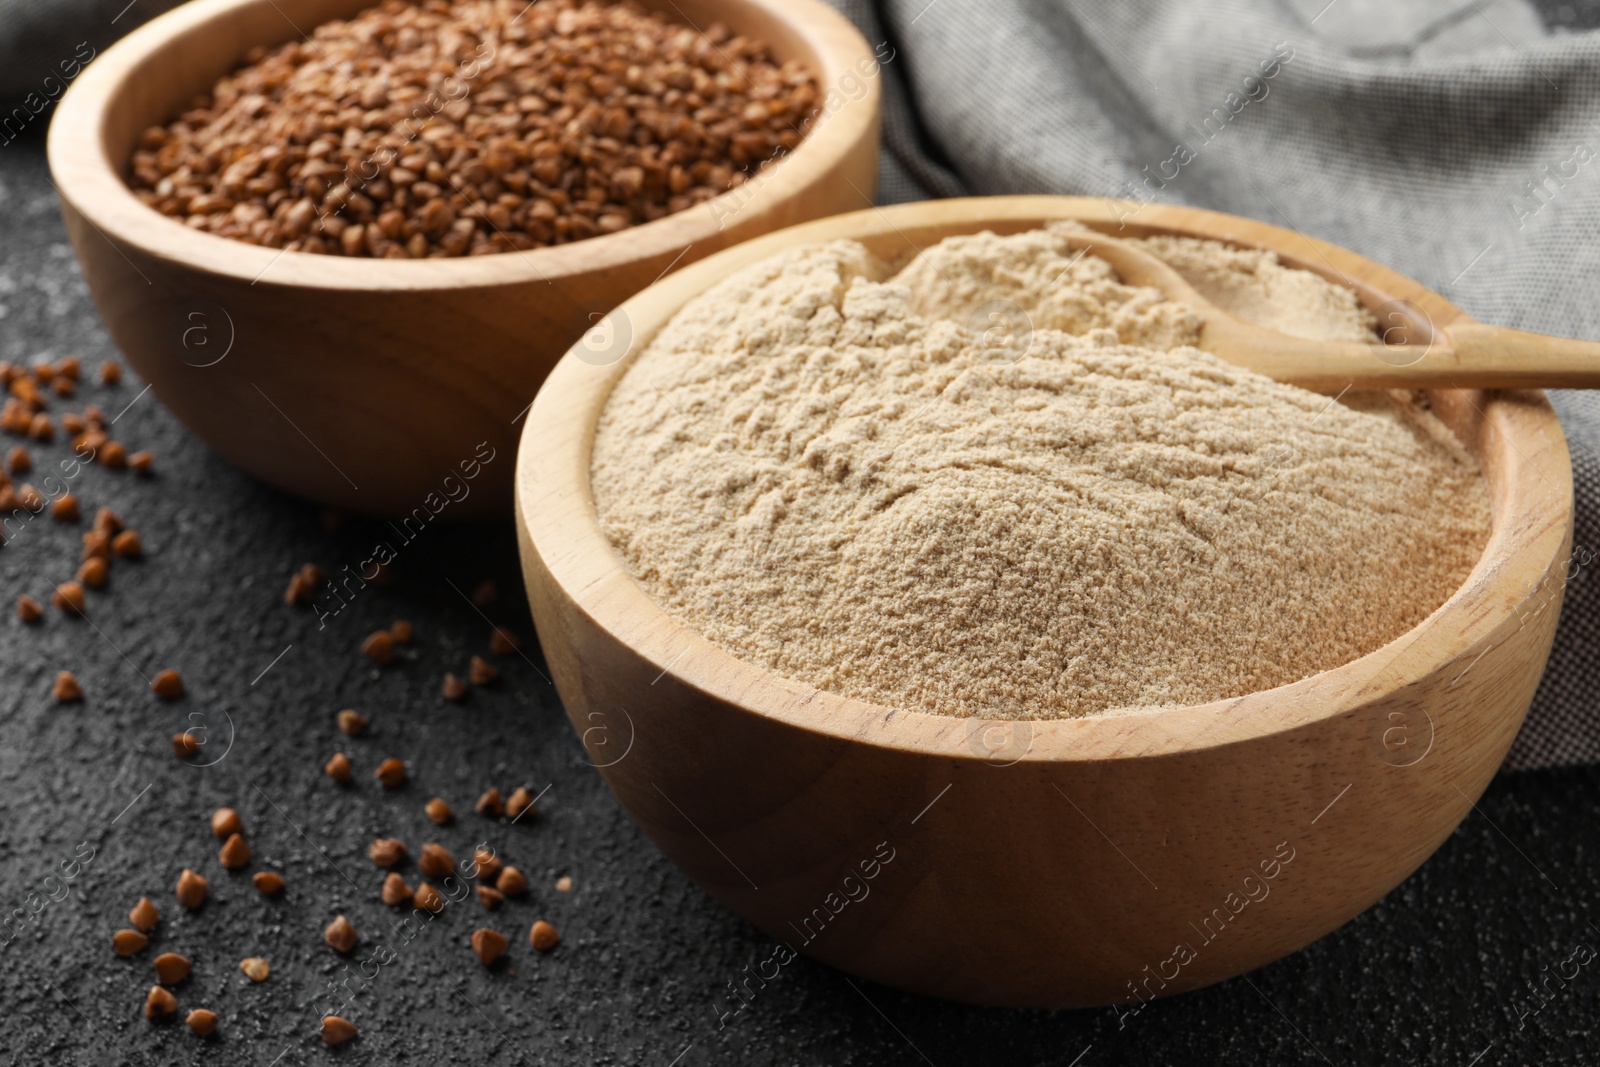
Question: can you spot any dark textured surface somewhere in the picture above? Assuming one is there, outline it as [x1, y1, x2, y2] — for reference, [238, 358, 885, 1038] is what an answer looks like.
[3, 115, 1600, 1067]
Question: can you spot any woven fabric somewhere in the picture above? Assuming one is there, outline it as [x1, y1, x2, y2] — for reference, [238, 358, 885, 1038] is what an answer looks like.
[829, 0, 1599, 770]
[0, 0, 185, 105]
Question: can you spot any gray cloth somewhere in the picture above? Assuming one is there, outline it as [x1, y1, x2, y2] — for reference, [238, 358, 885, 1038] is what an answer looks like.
[0, 0, 185, 106]
[830, 0, 1600, 770]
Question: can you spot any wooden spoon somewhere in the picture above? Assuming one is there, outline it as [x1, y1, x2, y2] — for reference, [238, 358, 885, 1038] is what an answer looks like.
[1064, 230, 1600, 391]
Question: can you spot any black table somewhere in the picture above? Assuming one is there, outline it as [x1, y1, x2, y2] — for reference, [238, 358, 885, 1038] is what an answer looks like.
[1, 121, 1597, 1067]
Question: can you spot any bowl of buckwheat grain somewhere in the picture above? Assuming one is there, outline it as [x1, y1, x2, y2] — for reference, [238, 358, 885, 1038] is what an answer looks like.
[516, 195, 1573, 1008]
[47, 0, 880, 516]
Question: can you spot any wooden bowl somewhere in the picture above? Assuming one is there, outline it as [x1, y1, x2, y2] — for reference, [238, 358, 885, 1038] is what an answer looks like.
[47, 0, 879, 517]
[516, 196, 1573, 1008]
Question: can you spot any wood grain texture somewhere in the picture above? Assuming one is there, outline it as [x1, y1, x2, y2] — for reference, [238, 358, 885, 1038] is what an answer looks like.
[46, 0, 881, 516]
[516, 197, 1573, 1008]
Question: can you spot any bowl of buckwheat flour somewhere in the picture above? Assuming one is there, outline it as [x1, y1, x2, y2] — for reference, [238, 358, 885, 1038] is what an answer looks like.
[47, 0, 880, 516]
[515, 196, 1572, 1008]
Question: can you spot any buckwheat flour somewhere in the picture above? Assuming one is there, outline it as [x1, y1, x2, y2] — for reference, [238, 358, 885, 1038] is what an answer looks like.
[590, 225, 1492, 718]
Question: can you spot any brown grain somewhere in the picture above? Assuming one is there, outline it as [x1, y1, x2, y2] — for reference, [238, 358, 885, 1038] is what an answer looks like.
[185, 1008, 218, 1036]
[505, 787, 534, 821]
[471, 927, 507, 966]
[284, 563, 323, 605]
[413, 881, 444, 913]
[211, 808, 243, 838]
[442, 672, 469, 702]
[325, 751, 353, 784]
[129, 897, 159, 932]
[336, 709, 368, 736]
[321, 1016, 357, 1045]
[76, 556, 108, 589]
[144, 985, 177, 1019]
[52, 671, 83, 702]
[82, 529, 111, 561]
[381, 872, 413, 906]
[361, 630, 395, 665]
[154, 952, 192, 985]
[368, 837, 407, 868]
[496, 866, 527, 897]
[176, 869, 208, 909]
[530, 919, 560, 952]
[16, 595, 41, 622]
[475, 885, 504, 910]
[127, 0, 817, 259]
[112, 529, 143, 558]
[475, 788, 503, 818]
[419, 843, 455, 880]
[219, 833, 251, 870]
[240, 956, 271, 981]
[324, 914, 358, 954]
[151, 669, 184, 699]
[100, 361, 123, 385]
[113, 929, 150, 957]
[468, 655, 497, 686]
[425, 797, 453, 825]
[472, 847, 502, 883]
[488, 627, 519, 656]
[252, 871, 285, 895]
[52, 581, 85, 616]
[374, 757, 406, 788]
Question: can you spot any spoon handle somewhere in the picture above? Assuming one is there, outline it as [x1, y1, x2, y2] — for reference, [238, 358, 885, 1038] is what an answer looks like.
[1214, 324, 1600, 392]
[1439, 323, 1600, 389]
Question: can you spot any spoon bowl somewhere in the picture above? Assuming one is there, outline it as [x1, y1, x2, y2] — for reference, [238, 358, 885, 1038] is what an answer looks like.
[1069, 229, 1600, 390]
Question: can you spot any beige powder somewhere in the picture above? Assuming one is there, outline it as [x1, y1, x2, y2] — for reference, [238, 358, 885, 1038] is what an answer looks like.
[591, 225, 1492, 719]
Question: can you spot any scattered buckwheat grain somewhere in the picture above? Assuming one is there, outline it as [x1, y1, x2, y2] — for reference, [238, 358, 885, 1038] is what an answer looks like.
[471, 927, 507, 966]
[176, 869, 208, 909]
[374, 757, 406, 788]
[211, 807, 243, 838]
[325, 751, 353, 783]
[113, 929, 150, 957]
[154, 952, 192, 985]
[321, 1015, 357, 1045]
[252, 871, 285, 896]
[219, 833, 251, 870]
[144, 985, 177, 1019]
[324, 914, 358, 954]
[151, 669, 184, 699]
[129, 897, 159, 931]
[52, 671, 83, 702]
[530, 919, 560, 952]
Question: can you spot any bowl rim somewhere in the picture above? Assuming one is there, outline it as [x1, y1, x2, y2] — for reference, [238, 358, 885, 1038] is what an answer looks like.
[46, 0, 879, 291]
[516, 194, 1574, 765]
